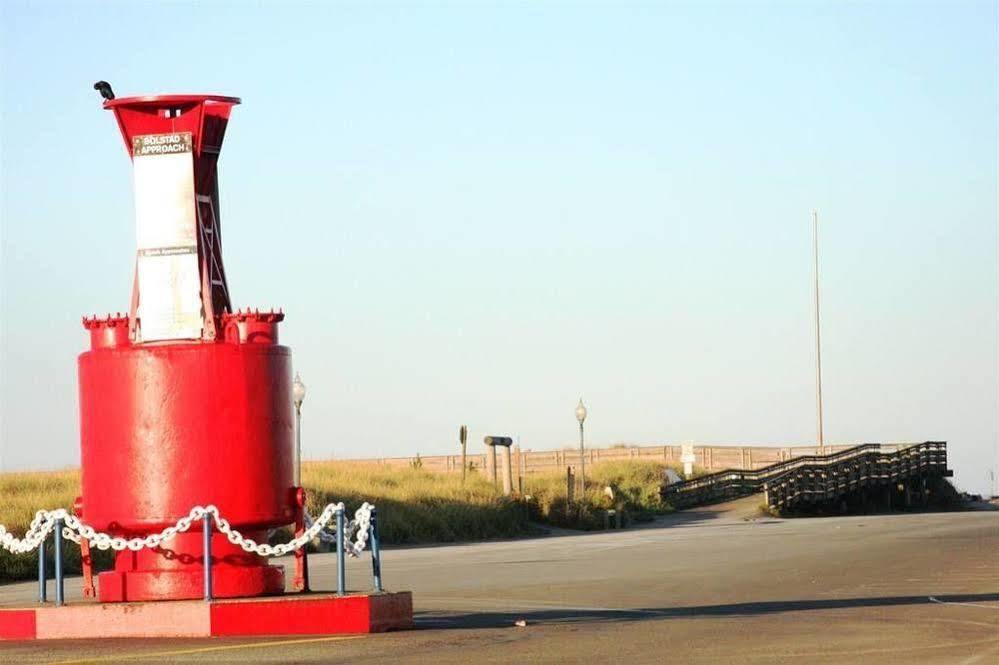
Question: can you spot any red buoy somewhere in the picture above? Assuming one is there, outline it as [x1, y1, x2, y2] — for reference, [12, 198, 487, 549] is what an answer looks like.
[78, 94, 295, 602]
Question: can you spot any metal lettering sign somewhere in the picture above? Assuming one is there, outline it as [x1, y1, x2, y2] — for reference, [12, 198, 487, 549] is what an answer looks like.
[132, 132, 201, 341]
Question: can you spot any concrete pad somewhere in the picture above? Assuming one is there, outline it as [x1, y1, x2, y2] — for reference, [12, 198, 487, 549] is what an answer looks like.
[1, 592, 413, 640]
[35, 600, 210, 639]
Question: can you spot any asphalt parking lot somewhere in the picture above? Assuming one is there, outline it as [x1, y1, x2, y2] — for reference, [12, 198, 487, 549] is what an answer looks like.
[2, 499, 998, 664]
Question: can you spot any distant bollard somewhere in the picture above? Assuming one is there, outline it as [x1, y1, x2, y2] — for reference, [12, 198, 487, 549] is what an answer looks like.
[38, 532, 47, 604]
[54, 518, 65, 606]
[336, 508, 346, 596]
[370, 508, 383, 592]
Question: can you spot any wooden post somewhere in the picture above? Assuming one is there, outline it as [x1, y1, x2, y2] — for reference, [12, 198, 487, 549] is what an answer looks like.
[500, 445, 513, 496]
[566, 466, 575, 504]
[460, 425, 468, 485]
[487, 444, 498, 487]
[514, 445, 523, 494]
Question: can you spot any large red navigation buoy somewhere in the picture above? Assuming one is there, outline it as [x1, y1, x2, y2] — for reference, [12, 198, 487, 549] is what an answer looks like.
[78, 94, 295, 602]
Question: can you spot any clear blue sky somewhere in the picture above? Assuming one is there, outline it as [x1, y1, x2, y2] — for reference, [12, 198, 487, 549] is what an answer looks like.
[1, 2, 996, 494]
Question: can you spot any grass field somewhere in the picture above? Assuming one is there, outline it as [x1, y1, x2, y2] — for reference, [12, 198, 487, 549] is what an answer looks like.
[0, 469, 87, 582]
[1, 460, 679, 582]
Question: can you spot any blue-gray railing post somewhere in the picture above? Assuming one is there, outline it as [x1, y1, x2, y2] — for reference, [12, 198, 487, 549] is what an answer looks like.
[38, 530, 47, 603]
[203, 512, 213, 602]
[335, 507, 346, 596]
[370, 508, 383, 592]
[54, 518, 65, 606]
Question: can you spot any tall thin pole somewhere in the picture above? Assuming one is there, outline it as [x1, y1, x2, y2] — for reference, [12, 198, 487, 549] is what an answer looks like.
[294, 405, 302, 487]
[575, 399, 588, 499]
[812, 210, 825, 453]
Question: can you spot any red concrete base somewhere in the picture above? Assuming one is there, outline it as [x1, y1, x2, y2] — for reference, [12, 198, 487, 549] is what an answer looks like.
[0, 591, 412, 641]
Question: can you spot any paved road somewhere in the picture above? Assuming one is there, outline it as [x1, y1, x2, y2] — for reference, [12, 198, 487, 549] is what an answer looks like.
[2, 501, 998, 664]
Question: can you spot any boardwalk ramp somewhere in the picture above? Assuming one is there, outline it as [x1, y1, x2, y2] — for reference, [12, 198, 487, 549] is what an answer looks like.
[662, 441, 951, 512]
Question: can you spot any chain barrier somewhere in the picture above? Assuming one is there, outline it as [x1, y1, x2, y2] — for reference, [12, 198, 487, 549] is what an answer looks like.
[304, 509, 337, 544]
[303, 507, 365, 548]
[0, 503, 374, 558]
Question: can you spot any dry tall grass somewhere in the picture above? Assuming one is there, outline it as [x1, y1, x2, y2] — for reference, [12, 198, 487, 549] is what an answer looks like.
[0, 469, 83, 582]
[1, 459, 677, 582]
[301, 461, 529, 544]
[523, 459, 683, 529]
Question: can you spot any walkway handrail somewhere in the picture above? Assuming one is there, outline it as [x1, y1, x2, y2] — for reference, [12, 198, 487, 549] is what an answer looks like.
[664, 443, 920, 495]
[662, 442, 948, 507]
[763, 441, 946, 489]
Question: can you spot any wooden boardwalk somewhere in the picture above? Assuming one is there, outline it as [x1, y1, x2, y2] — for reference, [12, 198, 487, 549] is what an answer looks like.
[662, 441, 951, 511]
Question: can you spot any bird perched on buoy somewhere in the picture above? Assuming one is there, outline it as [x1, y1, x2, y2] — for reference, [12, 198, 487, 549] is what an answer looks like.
[93, 80, 115, 102]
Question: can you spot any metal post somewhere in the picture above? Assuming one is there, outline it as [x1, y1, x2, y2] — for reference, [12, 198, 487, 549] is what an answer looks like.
[54, 518, 64, 606]
[336, 507, 346, 596]
[293, 488, 310, 592]
[80, 538, 96, 598]
[38, 531, 47, 603]
[203, 512, 213, 602]
[578, 421, 586, 497]
[295, 405, 302, 487]
[370, 508, 383, 592]
[812, 210, 825, 453]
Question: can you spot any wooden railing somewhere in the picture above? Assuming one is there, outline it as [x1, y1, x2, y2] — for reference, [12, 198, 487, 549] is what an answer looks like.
[339, 442, 920, 477]
[661, 441, 949, 510]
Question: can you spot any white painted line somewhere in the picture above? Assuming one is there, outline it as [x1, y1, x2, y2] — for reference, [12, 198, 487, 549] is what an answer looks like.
[929, 596, 999, 611]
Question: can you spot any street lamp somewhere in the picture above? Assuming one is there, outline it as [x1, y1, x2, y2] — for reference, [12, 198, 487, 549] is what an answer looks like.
[292, 372, 306, 487]
[575, 398, 587, 494]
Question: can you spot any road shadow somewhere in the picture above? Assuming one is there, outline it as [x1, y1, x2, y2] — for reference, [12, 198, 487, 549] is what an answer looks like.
[416, 592, 999, 630]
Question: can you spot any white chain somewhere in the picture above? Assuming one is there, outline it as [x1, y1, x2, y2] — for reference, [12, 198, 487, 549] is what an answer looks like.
[303, 506, 367, 547]
[215, 503, 374, 558]
[0, 503, 375, 558]
[0, 509, 67, 554]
